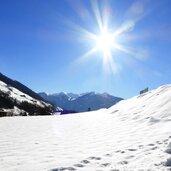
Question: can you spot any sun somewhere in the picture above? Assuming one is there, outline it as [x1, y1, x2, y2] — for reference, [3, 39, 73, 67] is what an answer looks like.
[93, 29, 115, 55]
[69, 0, 146, 74]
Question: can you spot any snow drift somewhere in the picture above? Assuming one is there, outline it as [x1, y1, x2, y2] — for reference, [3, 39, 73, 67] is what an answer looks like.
[0, 84, 171, 170]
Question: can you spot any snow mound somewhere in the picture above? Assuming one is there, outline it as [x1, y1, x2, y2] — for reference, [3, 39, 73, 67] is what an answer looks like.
[109, 84, 171, 123]
[0, 84, 171, 170]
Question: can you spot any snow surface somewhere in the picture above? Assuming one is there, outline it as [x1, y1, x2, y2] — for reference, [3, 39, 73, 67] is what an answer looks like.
[0, 85, 171, 171]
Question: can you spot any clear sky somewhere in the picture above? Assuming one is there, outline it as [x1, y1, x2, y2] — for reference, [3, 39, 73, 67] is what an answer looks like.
[0, 0, 171, 99]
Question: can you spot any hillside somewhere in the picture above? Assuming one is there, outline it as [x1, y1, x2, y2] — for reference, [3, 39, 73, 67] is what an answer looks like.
[0, 73, 44, 101]
[0, 73, 55, 116]
[0, 84, 171, 170]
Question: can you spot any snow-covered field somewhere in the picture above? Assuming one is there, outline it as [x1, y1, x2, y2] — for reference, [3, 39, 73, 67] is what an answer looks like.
[0, 85, 171, 171]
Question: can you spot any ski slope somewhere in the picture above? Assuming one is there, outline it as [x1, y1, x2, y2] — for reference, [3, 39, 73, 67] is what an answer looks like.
[0, 85, 171, 171]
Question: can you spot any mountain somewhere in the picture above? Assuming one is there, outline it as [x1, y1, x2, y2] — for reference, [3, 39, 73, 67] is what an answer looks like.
[39, 91, 123, 112]
[1, 84, 171, 170]
[0, 73, 44, 101]
[0, 73, 55, 116]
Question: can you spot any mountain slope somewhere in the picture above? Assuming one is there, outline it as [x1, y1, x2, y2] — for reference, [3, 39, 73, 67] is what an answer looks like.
[0, 73, 44, 101]
[39, 91, 123, 112]
[0, 84, 171, 170]
[0, 73, 55, 116]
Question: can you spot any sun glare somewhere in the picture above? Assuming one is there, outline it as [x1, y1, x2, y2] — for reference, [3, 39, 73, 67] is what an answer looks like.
[94, 29, 115, 55]
[69, 0, 147, 75]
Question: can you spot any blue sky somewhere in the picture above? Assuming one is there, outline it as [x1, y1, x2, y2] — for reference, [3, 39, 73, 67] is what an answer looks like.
[0, 0, 171, 98]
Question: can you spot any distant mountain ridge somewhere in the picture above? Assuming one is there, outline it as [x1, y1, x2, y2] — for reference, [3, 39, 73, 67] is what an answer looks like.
[39, 91, 123, 112]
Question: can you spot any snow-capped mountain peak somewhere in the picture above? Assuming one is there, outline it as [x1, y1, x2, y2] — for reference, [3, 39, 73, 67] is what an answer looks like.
[39, 91, 123, 112]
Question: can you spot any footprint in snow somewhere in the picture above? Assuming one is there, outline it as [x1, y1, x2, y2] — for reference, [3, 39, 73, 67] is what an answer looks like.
[156, 141, 163, 145]
[88, 156, 102, 160]
[138, 145, 144, 149]
[163, 139, 169, 145]
[125, 155, 134, 159]
[115, 150, 125, 153]
[150, 146, 158, 150]
[73, 164, 84, 168]
[146, 144, 158, 150]
[100, 163, 111, 167]
[127, 148, 137, 151]
[50, 167, 76, 171]
[148, 144, 155, 146]
[104, 153, 112, 157]
[80, 160, 90, 164]
[111, 110, 119, 114]
[119, 160, 128, 165]
[154, 162, 164, 167]
[120, 151, 125, 154]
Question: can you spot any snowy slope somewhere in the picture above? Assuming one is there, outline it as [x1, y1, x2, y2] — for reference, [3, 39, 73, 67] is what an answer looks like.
[39, 91, 123, 112]
[0, 72, 44, 101]
[0, 85, 171, 170]
[0, 80, 45, 106]
[0, 80, 54, 116]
